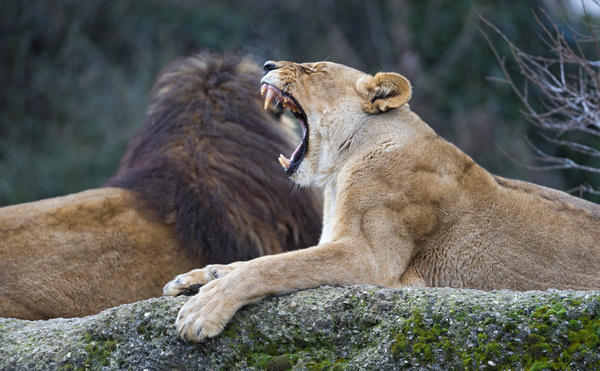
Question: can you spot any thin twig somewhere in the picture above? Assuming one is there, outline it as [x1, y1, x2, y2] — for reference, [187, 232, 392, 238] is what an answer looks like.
[480, 8, 600, 196]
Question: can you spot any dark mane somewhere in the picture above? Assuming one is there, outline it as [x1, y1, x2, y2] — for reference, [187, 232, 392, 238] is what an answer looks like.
[105, 52, 322, 263]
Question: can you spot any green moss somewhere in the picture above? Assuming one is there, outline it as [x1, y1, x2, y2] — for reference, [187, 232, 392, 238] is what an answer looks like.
[502, 322, 518, 334]
[529, 361, 555, 371]
[391, 309, 457, 365]
[305, 359, 348, 370]
[567, 317, 600, 350]
[226, 313, 346, 370]
[391, 332, 408, 356]
[136, 324, 156, 341]
[250, 354, 294, 370]
[246, 350, 346, 371]
[569, 320, 581, 330]
[387, 297, 600, 370]
[80, 332, 118, 369]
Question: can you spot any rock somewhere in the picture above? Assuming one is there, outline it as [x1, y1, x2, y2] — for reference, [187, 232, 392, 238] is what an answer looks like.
[1, 286, 600, 370]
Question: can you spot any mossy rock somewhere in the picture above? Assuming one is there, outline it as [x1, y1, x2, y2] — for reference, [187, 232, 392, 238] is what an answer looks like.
[1, 286, 600, 370]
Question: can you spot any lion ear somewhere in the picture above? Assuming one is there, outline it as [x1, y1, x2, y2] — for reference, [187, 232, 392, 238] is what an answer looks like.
[356, 72, 412, 114]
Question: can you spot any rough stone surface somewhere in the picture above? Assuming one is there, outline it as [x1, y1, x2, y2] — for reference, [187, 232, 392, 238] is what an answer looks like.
[1, 286, 600, 370]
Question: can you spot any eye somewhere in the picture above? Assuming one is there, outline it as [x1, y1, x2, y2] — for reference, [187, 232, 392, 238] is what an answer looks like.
[298, 64, 326, 75]
[313, 63, 326, 71]
[298, 65, 315, 74]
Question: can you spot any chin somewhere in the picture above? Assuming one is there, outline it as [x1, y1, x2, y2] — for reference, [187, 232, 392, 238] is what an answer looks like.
[289, 165, 314, 187]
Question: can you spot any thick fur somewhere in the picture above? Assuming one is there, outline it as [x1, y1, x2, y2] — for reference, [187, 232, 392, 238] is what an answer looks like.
[105, 53, 322, 263]
[165, 60, 600, 342]
[0, 53, 322, 320]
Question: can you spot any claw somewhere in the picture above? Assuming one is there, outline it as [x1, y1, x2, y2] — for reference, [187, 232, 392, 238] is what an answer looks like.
[178, 283, 201, 297]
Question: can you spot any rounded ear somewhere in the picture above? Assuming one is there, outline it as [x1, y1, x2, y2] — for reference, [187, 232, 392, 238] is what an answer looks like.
[356, 72, 412, 114]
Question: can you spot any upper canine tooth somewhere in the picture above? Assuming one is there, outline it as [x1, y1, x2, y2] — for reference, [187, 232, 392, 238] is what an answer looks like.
[260, 84, 267, 96]
[264, 88, 276, 110]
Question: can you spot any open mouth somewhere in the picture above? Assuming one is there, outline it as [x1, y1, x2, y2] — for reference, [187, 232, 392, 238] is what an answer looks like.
[261, 83, 308, 176]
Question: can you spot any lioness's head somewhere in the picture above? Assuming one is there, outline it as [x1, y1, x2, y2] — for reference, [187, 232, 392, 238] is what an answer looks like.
[261, 60, 412, 187]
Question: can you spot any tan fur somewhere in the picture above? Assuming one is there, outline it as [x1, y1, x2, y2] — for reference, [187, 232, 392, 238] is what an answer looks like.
[165, 60, 600, 342]
[0, 188, 198, 319]
[0, 54, 322, 320]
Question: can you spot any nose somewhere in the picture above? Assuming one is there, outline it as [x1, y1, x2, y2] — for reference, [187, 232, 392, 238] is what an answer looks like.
[263, 61, 278, 73]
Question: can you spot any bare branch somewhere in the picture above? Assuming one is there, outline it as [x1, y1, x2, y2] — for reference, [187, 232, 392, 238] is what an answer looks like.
[480, 8, 600, 196]
[521, 136, 600, 173]
[537, 131, 600, 157]
[568, 183, 600, 197]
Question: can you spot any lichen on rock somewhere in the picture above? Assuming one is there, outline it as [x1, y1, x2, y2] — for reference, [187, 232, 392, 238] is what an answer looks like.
[1, 286, 600, 370]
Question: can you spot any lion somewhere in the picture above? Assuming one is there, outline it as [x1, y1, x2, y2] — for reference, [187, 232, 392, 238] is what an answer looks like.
[164, 60, 600, 342]
[0, 53, 322, 320]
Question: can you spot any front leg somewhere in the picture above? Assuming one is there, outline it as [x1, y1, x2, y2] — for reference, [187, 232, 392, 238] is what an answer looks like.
[163, 262, 246, 297]
[174, 238, 413, 341]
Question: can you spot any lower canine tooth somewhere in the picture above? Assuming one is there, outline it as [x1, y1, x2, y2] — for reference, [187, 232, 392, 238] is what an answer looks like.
[278, 154, 291, 169]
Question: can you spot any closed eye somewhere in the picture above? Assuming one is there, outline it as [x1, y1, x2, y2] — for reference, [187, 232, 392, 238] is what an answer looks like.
[297, 65, 315, 74]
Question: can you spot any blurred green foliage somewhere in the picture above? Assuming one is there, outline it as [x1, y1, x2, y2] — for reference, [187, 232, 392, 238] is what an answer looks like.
[0, 0, 596, 206]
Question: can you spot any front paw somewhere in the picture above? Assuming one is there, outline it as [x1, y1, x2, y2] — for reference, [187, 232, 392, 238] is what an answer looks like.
[163, 270, 204, 297]
[163, 264, 240, 297]
[175, 279, 240, 342]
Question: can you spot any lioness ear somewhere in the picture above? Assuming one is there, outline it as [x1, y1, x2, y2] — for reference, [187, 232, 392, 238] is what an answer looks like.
[356, 72, 412, 114]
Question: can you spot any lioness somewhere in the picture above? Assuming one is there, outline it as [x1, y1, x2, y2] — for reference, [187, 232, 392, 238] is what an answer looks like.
[0, 54, 322, 320]
[164, 60, 600, 342]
